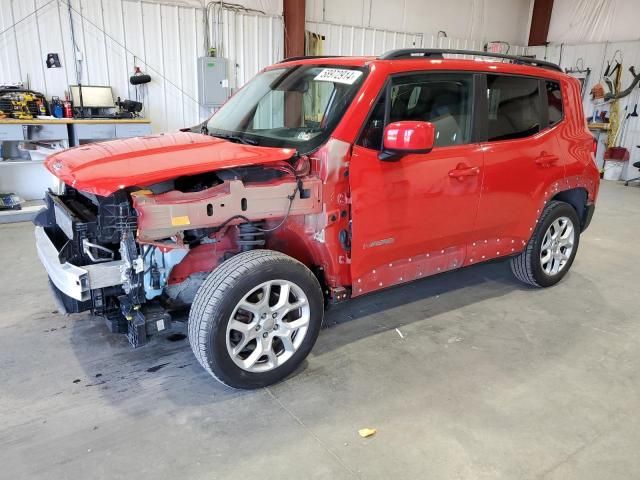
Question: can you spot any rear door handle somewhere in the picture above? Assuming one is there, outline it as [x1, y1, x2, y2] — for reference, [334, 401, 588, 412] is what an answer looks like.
[448, 164, 480, 180]
[535, 152, 559, 167]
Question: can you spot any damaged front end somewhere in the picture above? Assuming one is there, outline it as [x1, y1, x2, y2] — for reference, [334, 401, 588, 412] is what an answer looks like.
[34, 160, 322, 347]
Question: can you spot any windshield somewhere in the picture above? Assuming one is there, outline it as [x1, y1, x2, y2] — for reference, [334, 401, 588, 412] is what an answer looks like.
[206, 65, 367, 153]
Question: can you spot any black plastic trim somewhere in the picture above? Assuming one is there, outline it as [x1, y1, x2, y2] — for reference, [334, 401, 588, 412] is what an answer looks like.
[539, 78, 549, 130]
[582, 202, 596, 232]
[473, 73, 488, 142]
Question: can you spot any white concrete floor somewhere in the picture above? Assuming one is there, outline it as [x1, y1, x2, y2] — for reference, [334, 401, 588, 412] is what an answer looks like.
[1, 181, 639, 479]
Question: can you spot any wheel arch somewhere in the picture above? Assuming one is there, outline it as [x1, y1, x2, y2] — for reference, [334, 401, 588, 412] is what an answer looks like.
[266, 223, 341, 298]
[551, 187, 590, 230]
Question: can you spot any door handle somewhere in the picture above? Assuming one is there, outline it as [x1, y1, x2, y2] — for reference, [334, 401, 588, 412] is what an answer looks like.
[448, 164, 480, 180]
[535, 152, 559, 167]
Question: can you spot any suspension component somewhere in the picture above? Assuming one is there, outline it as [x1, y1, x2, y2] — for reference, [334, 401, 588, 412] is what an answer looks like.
[237, 222, 266, 251]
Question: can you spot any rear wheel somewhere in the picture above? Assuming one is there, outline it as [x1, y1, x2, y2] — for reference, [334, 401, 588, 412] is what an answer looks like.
[188, 250, 323, 389]
[510, 200, 580, 287]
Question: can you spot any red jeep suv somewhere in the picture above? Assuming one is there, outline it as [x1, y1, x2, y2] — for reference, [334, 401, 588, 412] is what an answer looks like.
[35, 49, 599, 388]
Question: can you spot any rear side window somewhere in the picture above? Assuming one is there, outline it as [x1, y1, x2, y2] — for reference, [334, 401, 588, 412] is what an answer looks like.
[546, 80, 563, 126]
[486, 75, 541, 141]
[358, 73, 473, 150]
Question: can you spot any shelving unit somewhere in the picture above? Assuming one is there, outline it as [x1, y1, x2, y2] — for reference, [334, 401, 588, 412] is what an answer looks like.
[0, 120, 69, 224]
[0, 118, 152, 224]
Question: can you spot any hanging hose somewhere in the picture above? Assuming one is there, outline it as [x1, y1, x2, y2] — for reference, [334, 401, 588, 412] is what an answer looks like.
[605, 66, 640, 101]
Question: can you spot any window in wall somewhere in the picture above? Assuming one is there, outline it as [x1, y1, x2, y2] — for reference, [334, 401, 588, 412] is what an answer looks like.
[546, 80, 563, 126]
[486, 75, 541, 141]
[358, 74, 473, 150]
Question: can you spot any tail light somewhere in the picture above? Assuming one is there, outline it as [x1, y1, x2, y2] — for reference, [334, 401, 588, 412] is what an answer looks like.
[592, 138, 598, 155]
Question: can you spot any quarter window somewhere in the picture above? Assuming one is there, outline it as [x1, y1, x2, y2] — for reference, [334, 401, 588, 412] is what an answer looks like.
[546, 80, 563, 126]
[358, 73, 473, 150]
[486, 75, 541, 141]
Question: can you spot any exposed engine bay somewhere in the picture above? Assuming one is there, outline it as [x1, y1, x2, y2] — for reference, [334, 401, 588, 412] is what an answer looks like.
[34, 159, 324, 347]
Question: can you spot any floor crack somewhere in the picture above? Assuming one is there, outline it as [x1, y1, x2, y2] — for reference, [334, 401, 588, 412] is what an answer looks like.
[535, 429, 606, 479]
[265, 387, 359, 478]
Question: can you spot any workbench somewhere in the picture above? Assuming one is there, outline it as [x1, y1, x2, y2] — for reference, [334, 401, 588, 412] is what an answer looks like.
[67, 119, 152, 146]
[0, 118, 152, 224]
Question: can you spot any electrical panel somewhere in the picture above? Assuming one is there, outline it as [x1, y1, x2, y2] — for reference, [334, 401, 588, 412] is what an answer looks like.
[197, 57, 229, 107]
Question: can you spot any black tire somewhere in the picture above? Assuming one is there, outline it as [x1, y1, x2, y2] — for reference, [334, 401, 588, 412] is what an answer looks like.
[188, 249, 324, 389]
[510, 200, 581, 287]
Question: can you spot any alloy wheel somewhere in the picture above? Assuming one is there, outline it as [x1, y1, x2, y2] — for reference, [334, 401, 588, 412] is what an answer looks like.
[225, 279, 310, 373]
[540, 216, 575, 276]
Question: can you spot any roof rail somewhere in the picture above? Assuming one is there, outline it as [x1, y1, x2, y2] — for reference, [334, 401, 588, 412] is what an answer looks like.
[277, 55, 344, 63]
[378, 48, 562, 72]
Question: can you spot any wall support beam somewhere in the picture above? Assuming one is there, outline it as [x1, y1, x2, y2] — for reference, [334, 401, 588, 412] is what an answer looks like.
[283, 0, 305, 58]
[528, 0, 554, 46]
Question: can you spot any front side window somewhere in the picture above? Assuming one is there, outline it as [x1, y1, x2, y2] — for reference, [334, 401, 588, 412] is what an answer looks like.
[486, 75, 541, 141]
[358, 73, 473, 150]
[207, 66, 367, 153]
[546, 80, 563, 126]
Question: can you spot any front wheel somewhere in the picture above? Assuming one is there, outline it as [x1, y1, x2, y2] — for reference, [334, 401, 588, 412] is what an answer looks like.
[188, 250, 324, 389]
[510, 200, 581, 287]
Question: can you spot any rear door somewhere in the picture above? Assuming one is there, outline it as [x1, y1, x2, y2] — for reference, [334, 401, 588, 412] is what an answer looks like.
[349, 72, 484, 295]
[471, 74, 566, 261]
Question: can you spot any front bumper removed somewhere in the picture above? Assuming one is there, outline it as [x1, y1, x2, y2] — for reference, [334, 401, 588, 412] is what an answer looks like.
[34, 226, 123, 302]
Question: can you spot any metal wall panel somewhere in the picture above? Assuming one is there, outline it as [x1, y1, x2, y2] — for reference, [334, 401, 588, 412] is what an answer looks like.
[305, 21, 527, 58]
[212, 9, 284, 89]
[306, 0, 532, 46]
[305, 21, 424, 56]
[0, 0, 283, 133]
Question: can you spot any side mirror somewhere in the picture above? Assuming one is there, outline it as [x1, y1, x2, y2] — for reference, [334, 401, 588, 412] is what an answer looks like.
[379, 121, 435, 161]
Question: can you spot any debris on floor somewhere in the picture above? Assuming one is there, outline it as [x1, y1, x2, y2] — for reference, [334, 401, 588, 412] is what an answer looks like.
[358, 427, 377, 438]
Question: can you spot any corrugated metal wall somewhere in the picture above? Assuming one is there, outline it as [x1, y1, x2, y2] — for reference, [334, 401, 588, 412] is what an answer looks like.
[305, 21, 528, 58]
[0, 0, 284, 133]
[305, 21, 424, 55]
[212, 7, 284, 89]
[526, 41, 640, 180]
[424, 38, 527, 57]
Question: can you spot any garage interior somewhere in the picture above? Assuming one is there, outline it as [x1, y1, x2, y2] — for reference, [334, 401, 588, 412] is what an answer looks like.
[1, 0, 640, 478]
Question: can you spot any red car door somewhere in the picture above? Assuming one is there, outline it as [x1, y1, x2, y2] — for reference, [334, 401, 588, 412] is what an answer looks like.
[471, 75, 567, 262]
[349, 72, 484, 296]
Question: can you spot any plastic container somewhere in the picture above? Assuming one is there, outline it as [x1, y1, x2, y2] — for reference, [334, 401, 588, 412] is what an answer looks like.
[8, 142, 31, 160]
[603, 160, 625, 181]
[17, 142, 63, 161]
[604, 147, 630, 161]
